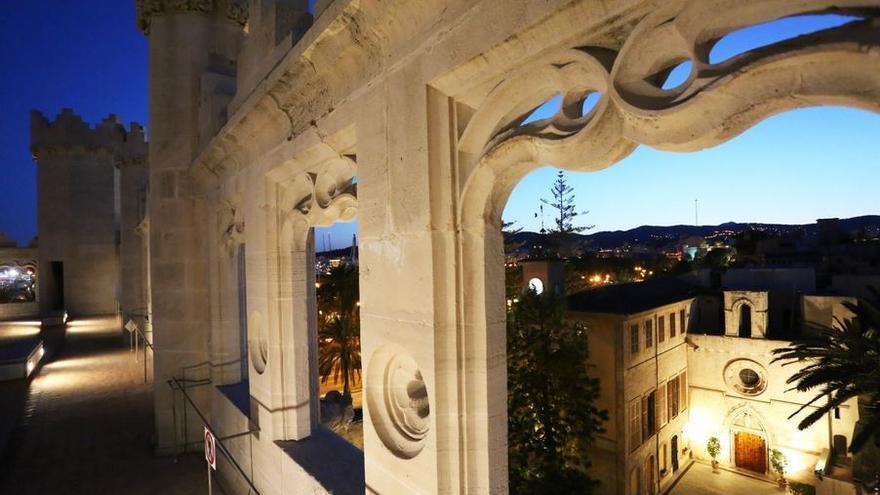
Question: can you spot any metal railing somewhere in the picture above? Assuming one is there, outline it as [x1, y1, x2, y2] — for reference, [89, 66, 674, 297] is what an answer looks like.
[168, 376, 261, 495]
[125, 318, 154, 384]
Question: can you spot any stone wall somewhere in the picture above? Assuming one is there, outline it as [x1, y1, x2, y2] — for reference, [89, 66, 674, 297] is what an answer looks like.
[687, 334, 859, 479]
[31, 109, 147, 318]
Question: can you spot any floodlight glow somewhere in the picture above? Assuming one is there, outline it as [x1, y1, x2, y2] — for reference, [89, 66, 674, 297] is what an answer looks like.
[528, 278, 544, 295]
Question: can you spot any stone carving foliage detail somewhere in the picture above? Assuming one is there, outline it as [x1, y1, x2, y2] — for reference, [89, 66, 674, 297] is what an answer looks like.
[136, 0, 249, 33]
[220, 201, 245, 256]
[367, 344, 430, 459]
[279, 157, 357, 229]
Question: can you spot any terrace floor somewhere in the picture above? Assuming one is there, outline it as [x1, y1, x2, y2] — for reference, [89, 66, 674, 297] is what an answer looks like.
[0, 316, 213, 494]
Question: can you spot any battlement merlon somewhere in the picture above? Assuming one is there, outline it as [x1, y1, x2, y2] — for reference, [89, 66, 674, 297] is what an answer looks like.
[30, 109, 148, 165]
[136, 0, 248, 34]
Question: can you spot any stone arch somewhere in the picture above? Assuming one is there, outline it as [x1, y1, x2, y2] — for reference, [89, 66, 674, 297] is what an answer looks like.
[262, 153, 358, 442]
[732, 298, 754, 338]
[724, 404, 773, 469]
[452, 2, 880, 491]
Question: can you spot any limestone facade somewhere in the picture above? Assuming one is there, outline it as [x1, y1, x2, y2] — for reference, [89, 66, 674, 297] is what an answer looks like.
[133, 0, 880, 493]
[569, 295, 693, 495]
[570, 282, 864, 495]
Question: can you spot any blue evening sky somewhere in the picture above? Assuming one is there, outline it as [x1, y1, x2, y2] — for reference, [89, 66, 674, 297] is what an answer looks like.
[0, 6, 874, 251]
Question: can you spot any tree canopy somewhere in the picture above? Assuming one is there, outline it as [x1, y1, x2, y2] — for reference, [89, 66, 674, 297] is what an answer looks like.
[507, 288, 608, 494]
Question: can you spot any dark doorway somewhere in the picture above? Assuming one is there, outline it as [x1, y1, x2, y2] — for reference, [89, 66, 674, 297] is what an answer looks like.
[671, 435, 679, 472]
[50, 261, 64, 311]
[833, 435, 848, 457]
[739, 304, 752, 338]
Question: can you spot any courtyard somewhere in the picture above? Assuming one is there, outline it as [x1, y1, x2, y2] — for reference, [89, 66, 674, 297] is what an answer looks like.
[669, 461, 789, 495]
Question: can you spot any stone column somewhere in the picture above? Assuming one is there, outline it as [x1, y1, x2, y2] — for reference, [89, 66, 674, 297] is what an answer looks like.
[137, 0, 244, 452]
[357, 66, 445, 494]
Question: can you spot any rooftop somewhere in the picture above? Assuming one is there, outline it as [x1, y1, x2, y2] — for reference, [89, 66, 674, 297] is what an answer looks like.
[567, 277, 703, 315]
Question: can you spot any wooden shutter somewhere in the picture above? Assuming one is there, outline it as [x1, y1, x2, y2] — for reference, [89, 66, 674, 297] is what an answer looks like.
[680, 371, 688, 411]
[657, 382, 667, 428]
[630, 400, 641, 451]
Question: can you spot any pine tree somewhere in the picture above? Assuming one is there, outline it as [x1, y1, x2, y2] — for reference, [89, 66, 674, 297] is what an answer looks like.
[539, 171, 593, 257]
[541, 171, 593, 235]
[507, 288, 608, 494]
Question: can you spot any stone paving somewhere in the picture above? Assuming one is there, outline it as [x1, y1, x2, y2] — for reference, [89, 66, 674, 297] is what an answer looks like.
[669, 461, 786, 495]
[0, 316, 216, 494]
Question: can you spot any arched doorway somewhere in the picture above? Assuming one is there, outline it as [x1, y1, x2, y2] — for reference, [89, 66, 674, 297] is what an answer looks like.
[728, 408, 769, 474]
[645, 455, 656, 495]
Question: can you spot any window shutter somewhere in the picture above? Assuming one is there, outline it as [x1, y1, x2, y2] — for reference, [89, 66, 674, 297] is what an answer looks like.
[657, 382, 667, 428]
[680, 371, 688, 411]
[641, 396, 649, 442]
[630, 400, 641, 452]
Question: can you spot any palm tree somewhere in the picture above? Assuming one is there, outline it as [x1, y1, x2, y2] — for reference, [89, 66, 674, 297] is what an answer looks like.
[771, 291, 880, 454]
[317, 264, 361, 399]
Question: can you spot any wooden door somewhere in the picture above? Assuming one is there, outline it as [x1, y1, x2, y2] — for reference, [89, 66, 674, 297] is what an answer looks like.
[671, 435, 679, 472]
[734, 432, 766, 473]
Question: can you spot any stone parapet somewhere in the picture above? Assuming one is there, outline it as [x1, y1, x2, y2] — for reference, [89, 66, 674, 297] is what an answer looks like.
[30, 109, 147, 166]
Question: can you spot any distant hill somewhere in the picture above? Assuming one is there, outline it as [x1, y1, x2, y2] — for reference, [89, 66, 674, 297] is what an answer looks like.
[508, 215, 880, 254]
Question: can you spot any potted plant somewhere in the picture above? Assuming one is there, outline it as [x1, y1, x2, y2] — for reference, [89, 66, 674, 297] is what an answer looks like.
[707, 437, 721, 473]
[770, 449, 788, 488]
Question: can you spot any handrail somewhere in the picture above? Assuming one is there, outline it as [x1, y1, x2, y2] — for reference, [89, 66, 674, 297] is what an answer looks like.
[168, 377, 261, 495]
[125, 319, 153, 383]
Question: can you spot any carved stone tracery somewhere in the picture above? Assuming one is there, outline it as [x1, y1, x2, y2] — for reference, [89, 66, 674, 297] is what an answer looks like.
[460, 1, 880, 204]
[219, 199, 245, 256]
[277, 156, 358, 230]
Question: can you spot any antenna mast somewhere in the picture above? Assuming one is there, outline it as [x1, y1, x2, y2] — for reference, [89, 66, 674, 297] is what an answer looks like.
[694, 199, 699, 226]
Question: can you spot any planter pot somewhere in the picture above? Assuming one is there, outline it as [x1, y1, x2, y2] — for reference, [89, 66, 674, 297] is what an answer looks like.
[777, 478, 787, 489]
[711, 460, 719, 473]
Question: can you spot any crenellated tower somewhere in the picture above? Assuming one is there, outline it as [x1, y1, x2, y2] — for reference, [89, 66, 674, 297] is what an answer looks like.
[31, 109, 148, 319]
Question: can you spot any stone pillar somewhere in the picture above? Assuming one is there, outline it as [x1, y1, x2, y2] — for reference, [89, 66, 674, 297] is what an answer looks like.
[357, 67, 444, 494]
[137, 0, 245, 452]
[117, 124, 149, 326]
